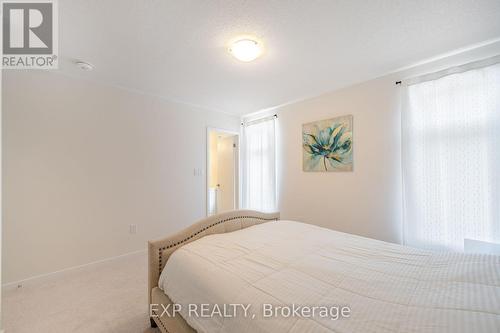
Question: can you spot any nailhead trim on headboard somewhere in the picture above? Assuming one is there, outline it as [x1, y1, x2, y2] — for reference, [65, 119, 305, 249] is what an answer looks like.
[157, 216, 278, 274]
[151, 311, 170, 333]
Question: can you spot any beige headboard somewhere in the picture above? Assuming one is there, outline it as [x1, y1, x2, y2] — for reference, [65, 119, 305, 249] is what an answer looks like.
[148, 210, 280, 303]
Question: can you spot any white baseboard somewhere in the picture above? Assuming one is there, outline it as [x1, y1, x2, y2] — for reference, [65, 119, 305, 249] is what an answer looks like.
[2, 249, 146, 291]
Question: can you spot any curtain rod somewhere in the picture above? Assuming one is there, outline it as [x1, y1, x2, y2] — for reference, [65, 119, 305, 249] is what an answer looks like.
[394, 54, 500, 86]
[241, 114, 277, 126]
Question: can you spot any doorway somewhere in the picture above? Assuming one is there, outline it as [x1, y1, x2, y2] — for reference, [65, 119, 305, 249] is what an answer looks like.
[207, 128, 239, 216]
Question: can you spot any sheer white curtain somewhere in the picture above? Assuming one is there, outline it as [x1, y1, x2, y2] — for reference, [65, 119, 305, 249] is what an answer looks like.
[402, 58, 500, 251]
[242, 116, 277, 212]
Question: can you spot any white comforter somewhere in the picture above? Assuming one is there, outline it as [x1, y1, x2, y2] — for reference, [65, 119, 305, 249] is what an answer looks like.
[159, 221, 500, 333]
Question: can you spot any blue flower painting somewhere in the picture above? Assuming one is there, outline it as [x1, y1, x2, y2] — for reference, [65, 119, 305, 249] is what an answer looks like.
[302, 115, 353, 172]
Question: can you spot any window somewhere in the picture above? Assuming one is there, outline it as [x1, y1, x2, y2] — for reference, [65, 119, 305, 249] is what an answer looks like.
[402, 58, 500, 251]
[242, 116, 277, 212]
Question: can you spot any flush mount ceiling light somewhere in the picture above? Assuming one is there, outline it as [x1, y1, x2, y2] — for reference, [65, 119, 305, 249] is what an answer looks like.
[229, 38, 263, 62]
[75, 61, 94, 71]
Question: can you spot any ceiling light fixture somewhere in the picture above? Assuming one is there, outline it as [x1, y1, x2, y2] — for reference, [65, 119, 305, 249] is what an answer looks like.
[75, 61, 94, 71]
[229, 38, 263, 62]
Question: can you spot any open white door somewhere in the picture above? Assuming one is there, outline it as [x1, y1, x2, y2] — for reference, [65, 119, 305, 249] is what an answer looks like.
[207, 129, 239, 215]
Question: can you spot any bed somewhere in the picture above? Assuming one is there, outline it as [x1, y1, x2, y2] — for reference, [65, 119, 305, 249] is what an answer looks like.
[148, 210, 500, 333]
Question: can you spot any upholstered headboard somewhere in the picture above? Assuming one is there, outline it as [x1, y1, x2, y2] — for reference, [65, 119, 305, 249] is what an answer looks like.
[148, 210, 280, 303]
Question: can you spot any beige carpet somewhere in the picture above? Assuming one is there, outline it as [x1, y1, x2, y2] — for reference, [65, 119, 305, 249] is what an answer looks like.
[3, 252, 159, 333]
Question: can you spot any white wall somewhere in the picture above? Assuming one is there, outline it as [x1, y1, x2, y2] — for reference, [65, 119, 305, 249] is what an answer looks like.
[2, 71, 240, 284]
[245, 42, 500, 244]
[275, 75, 403, 243]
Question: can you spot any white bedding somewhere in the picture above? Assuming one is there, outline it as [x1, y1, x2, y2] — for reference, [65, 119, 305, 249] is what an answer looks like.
[159, 220, 500, 333]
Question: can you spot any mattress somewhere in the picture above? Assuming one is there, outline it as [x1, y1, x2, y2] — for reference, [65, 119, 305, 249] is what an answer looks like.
[159, 220, 500, 333]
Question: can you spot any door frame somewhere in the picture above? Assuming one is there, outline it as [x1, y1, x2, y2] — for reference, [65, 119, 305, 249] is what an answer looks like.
[206, 127, 240, 216]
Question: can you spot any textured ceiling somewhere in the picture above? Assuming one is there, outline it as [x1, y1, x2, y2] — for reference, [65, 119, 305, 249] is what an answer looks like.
[58, 0, 500, 115]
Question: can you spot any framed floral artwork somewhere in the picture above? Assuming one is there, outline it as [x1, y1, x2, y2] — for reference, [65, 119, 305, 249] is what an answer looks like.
[302, 115, 353, 172]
